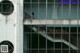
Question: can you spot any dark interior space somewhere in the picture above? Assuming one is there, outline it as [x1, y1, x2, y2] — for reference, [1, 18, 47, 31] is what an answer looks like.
[24, 25, 80, 53]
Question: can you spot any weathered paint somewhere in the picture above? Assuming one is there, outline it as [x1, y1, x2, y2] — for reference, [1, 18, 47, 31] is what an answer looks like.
[0, 0, 23, 53]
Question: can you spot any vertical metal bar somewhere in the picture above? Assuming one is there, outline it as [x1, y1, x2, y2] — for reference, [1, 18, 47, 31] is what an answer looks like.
[46, 0, 47, 53]
[68, 27, 70, 52]
[37, 25, 39, 53]
[27, 34, 30, 53]
[54, 27, 55, 53]
[79, 0, 80, 51]
[31, 27, 32, 53]
[61, 27, 62, 53]
[23, 0, 24, 51]
[54, 0, 55, 20]
[77, 0, 79, 53]
[53, 27, 54, 52]
[61, 0, 63, 20]
[53, 0, 55, 52]
[38, 0, 39, 53]
[46, 25, 47, 53]
[69, 0, 71, 20]
[69, 0, 71, 53]
[46, 0, 47, 19]
[30, 0, 32, 53]
[30, 0, 32, 20]
[30, 0, 32, 22]
[27, 32, 28, 53]
[38, 0, 39, 20]
[77, 26, 78, 53]
[61, 0, 63, 53]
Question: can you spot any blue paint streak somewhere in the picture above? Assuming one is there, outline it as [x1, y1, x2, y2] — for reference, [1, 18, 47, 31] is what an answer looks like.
[60, 0, 79, 4]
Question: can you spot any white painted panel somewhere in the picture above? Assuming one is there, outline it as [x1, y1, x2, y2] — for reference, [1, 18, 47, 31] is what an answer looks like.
[0, 0, 23, 53]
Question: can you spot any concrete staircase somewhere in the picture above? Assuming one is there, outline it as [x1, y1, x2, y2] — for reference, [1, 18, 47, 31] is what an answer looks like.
[24, 10, 78, 50]
[31, 27, 78, 50]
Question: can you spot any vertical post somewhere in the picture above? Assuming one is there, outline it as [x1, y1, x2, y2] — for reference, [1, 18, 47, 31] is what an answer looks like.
[15, 0, 23, 53]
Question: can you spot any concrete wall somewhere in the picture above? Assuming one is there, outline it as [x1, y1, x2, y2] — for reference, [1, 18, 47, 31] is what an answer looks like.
[25, 4, 80, 20]
[0, 0, 23, 53]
